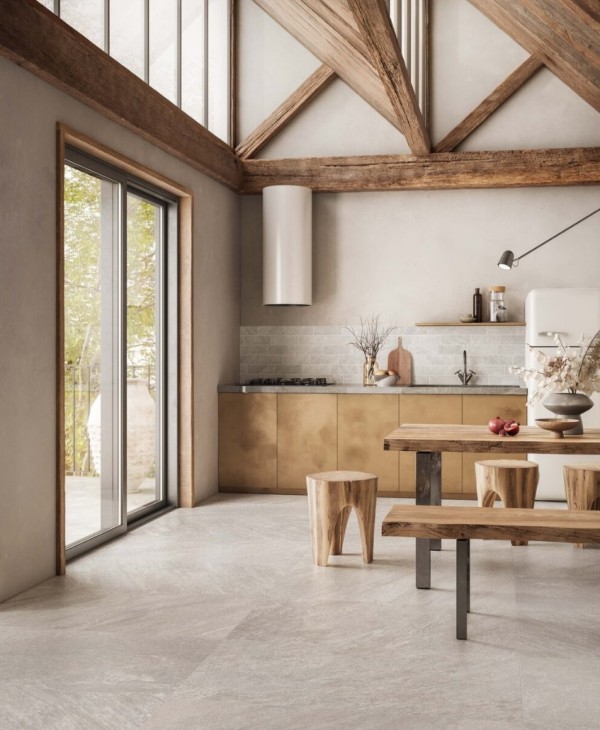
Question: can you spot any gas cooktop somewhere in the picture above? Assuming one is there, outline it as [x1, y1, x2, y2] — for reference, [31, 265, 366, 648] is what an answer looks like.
[245, 378, 333, 386]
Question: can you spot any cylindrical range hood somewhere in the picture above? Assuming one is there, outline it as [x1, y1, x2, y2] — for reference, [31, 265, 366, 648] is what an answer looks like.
[263, 185, 312, 306]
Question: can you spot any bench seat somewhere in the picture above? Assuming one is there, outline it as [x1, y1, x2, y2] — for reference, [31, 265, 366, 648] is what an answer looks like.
[382, 505, 600, 639]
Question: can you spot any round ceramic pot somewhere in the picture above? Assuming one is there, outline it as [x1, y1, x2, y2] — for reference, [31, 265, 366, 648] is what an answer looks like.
[87, 378, 156, 492]
[543, 392, 593, 435]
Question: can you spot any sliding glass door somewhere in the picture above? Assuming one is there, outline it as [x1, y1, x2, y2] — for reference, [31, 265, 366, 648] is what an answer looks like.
[63, 149, 176, 558]
[125, 190, 164, 516]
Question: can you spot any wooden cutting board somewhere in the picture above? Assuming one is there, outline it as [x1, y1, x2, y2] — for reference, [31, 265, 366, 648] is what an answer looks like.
[387, 337, 412, 385]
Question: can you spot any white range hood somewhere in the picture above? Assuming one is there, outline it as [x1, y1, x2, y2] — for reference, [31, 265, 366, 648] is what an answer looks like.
[263, 185, 312, 306]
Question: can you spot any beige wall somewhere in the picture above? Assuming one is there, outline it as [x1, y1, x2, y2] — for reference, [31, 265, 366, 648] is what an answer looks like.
[238, 0, 600, 327]
[241, 185, 600, 326]
[0, 56, 240, 602]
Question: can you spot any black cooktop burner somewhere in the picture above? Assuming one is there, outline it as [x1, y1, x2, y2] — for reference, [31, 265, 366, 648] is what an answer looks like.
[246, 377, 331, 386]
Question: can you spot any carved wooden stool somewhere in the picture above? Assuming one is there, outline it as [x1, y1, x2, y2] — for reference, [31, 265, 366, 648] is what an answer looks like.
[475, 460, 539, 546]
[306, 470, 378, 566]
[563, 464, 600, 548]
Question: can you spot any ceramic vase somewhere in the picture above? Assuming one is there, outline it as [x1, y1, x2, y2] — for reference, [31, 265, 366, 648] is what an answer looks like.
[543, 392, 593, 435]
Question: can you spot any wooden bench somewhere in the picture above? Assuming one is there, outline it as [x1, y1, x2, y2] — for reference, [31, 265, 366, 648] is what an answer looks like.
[382, 505, 600, 640]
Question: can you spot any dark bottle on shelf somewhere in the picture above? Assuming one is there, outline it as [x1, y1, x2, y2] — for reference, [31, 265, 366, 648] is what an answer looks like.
[473, 287, 483, 322]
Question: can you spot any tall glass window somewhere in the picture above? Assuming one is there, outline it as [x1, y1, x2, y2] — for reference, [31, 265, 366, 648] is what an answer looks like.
[110, 0, 146, 81]
[182, 0, 206, 122]
[39, 0, 231, 142]
[388, 0, 429, 123]
[63, 149, 177, 558]
[150, 0, 179, 104]
[61, 0, 105, 50]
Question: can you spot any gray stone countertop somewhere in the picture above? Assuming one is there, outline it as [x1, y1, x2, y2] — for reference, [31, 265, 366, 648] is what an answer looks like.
[218, 384, 527, 395]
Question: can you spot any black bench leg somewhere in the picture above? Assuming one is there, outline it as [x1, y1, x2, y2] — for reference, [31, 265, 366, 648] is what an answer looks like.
[457, 539, 470, 640]
[416, 451, 442, 551]
[416, 537, 431, 589]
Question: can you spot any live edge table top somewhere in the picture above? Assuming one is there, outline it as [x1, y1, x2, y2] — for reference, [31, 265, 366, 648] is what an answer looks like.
[383, 424, 600, 455]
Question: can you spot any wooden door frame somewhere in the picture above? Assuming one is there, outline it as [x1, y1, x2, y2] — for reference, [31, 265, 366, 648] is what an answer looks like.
[56, 124, 194, 574]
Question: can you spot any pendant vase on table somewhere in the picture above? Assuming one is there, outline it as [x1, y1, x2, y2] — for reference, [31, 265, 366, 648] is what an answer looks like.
[363, 356, 378, 386]
[542, 392, 593, 435]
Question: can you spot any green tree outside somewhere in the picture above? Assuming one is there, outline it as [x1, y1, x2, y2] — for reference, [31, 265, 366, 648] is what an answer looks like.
[64, 166, 158, 475]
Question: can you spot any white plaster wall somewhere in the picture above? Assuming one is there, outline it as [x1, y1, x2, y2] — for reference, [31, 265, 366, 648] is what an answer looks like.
[238, 0, 410, 157]
[241, 186, 600, 326]
[238, 0, 600, 329]
[0, 56, 240, 602]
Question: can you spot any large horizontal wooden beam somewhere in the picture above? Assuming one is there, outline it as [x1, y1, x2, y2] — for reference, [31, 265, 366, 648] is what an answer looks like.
[241, 147, 600, 193]
[236, 64, 336, 160]
[348, 0, 429, 154]
[435, 55, 544, 153]
[0, 0, 241, 190]
[469, 0, 600, 112]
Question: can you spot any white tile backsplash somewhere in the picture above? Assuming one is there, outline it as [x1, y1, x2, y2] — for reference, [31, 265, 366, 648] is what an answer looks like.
[240, 326, 526, 385]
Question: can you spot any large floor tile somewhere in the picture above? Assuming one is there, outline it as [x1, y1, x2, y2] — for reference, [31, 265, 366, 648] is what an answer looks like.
[1, 495, 598, 728]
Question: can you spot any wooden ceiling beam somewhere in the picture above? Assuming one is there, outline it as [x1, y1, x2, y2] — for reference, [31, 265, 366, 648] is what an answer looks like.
[236, 64, 336, 160]
[469, 0, 600, 112]
[435, 55, 544, 153]
[301, 0, 368, 57]
[347, 0, 429, 154]
[252, 0, 405, 136]
[241, 147, 600, 193]
[0, 0, 241, 190]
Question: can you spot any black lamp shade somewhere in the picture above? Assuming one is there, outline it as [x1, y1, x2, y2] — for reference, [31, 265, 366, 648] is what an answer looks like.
[498, 250, 515, 270]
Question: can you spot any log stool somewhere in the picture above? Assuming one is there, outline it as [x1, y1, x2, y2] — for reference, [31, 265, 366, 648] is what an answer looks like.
[306, 470, 378, 566]
[475, 460, 539, 546]
[563, 464, 600, 548]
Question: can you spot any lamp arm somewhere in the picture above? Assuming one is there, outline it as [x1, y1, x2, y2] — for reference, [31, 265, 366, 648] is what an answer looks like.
[513, 206, 600, 264]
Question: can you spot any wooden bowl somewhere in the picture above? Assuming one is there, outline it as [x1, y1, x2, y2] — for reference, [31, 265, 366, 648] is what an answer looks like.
[535, 418, 580, 438]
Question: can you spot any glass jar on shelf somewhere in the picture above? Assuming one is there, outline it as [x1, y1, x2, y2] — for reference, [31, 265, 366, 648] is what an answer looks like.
[489, 286, 507, 322]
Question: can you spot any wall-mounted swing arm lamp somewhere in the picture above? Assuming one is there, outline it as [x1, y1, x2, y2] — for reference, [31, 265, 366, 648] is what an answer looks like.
[497, 206, 600, 270]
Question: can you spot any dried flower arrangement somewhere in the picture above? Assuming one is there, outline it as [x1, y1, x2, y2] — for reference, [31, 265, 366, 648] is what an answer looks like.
[510, 330, 600, 404]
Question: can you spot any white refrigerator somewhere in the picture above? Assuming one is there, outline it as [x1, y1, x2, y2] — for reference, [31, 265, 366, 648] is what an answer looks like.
[525, 288, 600, 500]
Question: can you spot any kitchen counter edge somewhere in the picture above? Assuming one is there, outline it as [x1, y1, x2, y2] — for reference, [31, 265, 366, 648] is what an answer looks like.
[218, 385, 527, 395]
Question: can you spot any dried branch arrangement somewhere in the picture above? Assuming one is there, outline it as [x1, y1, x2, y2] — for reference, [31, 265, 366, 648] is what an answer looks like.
[345, 315, 395, 361]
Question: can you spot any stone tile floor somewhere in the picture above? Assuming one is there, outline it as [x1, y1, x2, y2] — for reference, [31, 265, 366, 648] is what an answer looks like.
[1, 494, 599, 729]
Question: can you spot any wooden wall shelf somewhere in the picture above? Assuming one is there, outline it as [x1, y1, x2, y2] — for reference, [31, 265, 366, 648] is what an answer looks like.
[415, 322, 526, 327]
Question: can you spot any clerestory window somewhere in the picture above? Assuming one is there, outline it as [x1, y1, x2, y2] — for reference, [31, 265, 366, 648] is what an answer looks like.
[37, 0, 231, 143]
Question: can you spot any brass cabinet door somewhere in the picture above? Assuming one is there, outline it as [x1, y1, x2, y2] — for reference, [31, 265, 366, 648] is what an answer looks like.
[399, 395, 463, 497]
[462, 395, 527, 495]
[338, 394, 399, 493]
[218, 393, 277, 490]
[277, 394, 338, 492]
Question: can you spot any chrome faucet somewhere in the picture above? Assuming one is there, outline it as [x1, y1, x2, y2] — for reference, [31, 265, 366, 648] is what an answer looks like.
[455, 350, 476, 386]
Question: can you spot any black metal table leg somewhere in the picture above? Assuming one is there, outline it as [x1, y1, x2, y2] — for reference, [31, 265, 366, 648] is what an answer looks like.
[416, 537, 431, 589]
[416, 451, 442, 551]
[456, 539, 470, 640]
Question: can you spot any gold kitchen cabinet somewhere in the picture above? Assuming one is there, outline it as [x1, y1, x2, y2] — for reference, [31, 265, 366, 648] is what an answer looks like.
[338, 394, 399, 494]
[462, 395, 527, 495]
[277, 394, 338, 492]
[398, 395, 463, 497]
[218, 393, 277, 490]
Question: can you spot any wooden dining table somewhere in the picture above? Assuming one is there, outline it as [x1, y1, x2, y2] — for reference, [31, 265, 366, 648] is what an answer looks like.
[383, 424, 600, 587]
